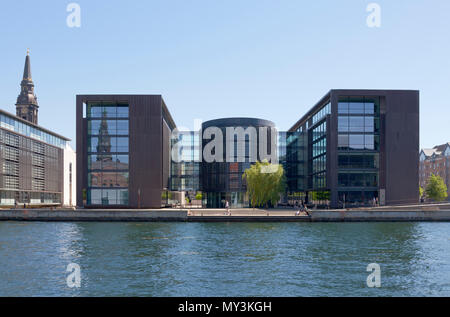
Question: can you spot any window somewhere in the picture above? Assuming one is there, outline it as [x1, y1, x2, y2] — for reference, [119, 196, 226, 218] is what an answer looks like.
[349, 102, 365, 114]
[86, 102, 129, 206]
[4, 176, 19, 189]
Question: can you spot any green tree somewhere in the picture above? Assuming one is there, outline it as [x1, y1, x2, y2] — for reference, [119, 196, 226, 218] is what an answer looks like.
[419, 186, 424, 198]
[242, 161, 286, 208]
[195, 192, 203, 200]
[425, 174, 448, 201]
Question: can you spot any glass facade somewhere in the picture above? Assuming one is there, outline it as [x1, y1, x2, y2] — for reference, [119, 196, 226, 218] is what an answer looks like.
[279, 131, 307, 204]
[170, 131, 201, 192]
[200, 119, 276, 208]
[86, 102, 129, 206]
[337, 96, 380, 207]
[0, 113, 67, 148]
[307, 102, 330, 205]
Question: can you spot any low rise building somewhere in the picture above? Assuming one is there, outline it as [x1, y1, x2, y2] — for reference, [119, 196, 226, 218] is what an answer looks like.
[419, 142, 450, 199]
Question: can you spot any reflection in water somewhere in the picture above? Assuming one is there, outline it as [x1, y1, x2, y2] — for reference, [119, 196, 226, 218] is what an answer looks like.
[0, 222, 449, 296]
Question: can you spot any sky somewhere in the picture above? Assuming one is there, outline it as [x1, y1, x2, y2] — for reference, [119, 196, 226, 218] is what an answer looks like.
[0, 0, 449, 149]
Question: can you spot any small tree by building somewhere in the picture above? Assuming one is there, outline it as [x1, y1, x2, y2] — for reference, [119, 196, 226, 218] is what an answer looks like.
[425, 174, 448, 202]
[242, 161, 286, 208]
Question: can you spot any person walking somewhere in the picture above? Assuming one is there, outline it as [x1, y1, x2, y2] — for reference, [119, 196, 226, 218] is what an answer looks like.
[225, 200, 230, 216]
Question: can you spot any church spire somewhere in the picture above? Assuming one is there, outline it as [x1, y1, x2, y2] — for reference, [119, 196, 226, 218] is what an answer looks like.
[23, 48, 32, 81]
[16, 49, 39, 124]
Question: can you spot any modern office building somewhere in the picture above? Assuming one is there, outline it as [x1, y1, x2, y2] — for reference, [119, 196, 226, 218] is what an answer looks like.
[200, 118, 277, 208]
[0, 52, 74, 207]
[288, 89, 419, 208]
[419, 142, 450, 199]
[77, 90, 419, 209]
[76, 95, 176, 208]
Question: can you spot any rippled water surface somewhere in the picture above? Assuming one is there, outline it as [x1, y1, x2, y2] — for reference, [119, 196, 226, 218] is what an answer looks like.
[0, 222, 449, 296]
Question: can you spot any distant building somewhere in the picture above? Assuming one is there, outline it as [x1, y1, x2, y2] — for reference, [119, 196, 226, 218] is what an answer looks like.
[16, 49, 39, 124]
[0, 52, 74, 207]
[420, 142, 450, 199]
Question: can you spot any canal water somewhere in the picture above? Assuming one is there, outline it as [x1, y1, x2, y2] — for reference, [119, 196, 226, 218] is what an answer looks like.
[0, 222, 449, 296]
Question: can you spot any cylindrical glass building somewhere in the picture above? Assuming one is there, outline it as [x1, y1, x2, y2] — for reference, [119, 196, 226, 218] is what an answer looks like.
[201, 117, 276, 208]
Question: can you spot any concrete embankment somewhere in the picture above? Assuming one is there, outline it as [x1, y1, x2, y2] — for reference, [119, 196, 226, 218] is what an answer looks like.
[309, 209, 450, 222]
[0, 209, 187, 222]
[1, 205, 450, 222]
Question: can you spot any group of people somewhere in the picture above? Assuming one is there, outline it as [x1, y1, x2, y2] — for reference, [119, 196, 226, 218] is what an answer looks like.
[295, 200, 309, 216]
[372, 197, 379, 207]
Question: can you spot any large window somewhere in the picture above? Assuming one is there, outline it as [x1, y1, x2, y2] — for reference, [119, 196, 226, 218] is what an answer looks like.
[86, 102, 129, 205]
[310, 121, 327, 190]
[337, 96, 380, 206]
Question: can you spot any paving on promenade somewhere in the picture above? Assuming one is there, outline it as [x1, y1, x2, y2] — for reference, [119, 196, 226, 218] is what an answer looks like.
[0, 203, 449, 222]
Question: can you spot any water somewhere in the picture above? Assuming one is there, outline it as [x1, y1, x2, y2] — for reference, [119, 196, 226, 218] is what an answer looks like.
[0, 221, 449, 296]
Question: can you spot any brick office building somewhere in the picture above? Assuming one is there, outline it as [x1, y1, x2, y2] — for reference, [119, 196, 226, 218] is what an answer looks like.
[420, 142, 450, 200]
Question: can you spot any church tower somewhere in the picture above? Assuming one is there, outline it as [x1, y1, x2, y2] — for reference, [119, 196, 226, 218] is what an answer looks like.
[16, 49, 39, 124]
[96, 110, 113, 162]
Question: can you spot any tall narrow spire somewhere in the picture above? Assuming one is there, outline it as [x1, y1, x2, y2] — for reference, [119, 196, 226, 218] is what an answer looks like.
[16, 50, 39, 124]
[23, 49, 32, 81]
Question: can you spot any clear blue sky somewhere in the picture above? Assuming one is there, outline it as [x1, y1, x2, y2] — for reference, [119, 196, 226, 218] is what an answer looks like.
[0, 0, 449, 148]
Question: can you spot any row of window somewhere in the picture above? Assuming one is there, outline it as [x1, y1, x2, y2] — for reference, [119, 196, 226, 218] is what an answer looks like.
[88, 119, 129, 136]
[86, 103, 129, 119]
[87, 154, 129, 171]
[312, 155, 326, 174]
[0, 130, 60, 159]
[312, 172, 327, 189]
[0, 131, 19, 147]
[2, 161, 19, 176]
[31, 166, 45, 179]
[312, 121, 327, 142]
[31, 153, 44, 166]
[337, 191, 378, 206]
[338, 172, 378, 187]
[312, 138, 327, 158]
[4, 175, 19, 189]
[338, 154, 379, 169]
[312, 102, 331, 126]
[88, 136, 129, 153]
[338, 134, 379, 151]
[338, 116, 379, 133]
[0, 115, 67, 148]
[88, 172, 129, 188]
[87, 188, 129, 205]
[3, 175, 50, 190]
[0, 190, 61, 205]
[1, 145, 19, 161]
[32, 178, 45, 191]
[338, 101, 378, 115]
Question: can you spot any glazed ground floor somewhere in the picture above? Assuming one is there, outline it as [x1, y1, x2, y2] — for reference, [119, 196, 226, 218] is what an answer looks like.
[0, 189, 61, 206]
[202, 189, 381, 209]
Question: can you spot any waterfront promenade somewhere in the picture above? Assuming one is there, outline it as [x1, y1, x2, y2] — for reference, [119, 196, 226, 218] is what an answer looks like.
[0, 203, 450, 222]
